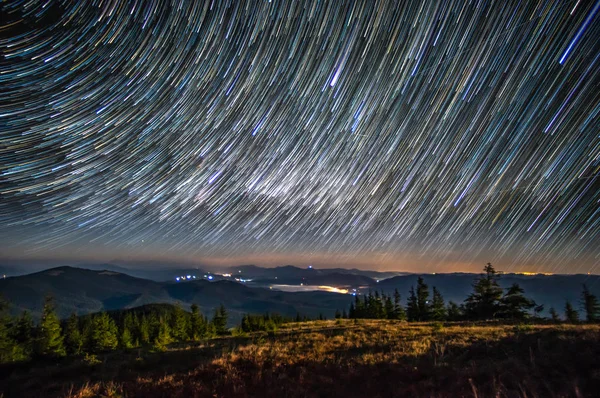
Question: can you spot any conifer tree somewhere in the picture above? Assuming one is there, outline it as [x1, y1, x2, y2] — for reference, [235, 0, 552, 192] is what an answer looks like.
[384, 295, 395, 319]
[138, 314, 151, 345]
[190, 304, 206, 340]
[392, 289, 406, 320]
[342, 309, 348, 319]
[565, 301, 579, 323]
[334, 309, 342, 319]
[416, 277, 431, 321]
[348, 302, 356, 318]
[581, 284, 600, 322]
[549, 307, 561, 322]
[0, 298, 18, 363]
[500, 283, 535, 320]
[120, 312, 136, 349]
[37, 296, 65, 357]
[406, 286, 419, 321]
[171, 304, 189, 342]
[464, 263, 503, 320]
[64, 313, 84, 355]
[90, 312, 118, 352]
[212, 304, 228, 335]
[430, 287, 446, 321]
[153, 317, 172, 351]
[446, 301, 463, 321]
[15, 311, 34, 358]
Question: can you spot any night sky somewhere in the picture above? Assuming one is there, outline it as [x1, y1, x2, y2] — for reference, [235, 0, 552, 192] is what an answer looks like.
[1, 0, 599, 273]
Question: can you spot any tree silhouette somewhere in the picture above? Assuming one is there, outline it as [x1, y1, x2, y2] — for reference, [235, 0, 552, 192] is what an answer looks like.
[500, 283, 535, 320]
[549, 307, 561, 322]
[565, 301, 579, 323]
[581, 284, 600, 322]
[212, 304, 228, 335]
[430, 287, 446, 321]
[464, 263, 503, 320]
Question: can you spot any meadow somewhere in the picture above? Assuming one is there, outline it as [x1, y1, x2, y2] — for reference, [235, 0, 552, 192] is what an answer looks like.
[1, 320, 599, 397]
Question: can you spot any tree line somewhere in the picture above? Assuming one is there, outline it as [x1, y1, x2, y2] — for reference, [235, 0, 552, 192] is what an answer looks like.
[0, 299, 229, 363]
[339, 264, 600, 323]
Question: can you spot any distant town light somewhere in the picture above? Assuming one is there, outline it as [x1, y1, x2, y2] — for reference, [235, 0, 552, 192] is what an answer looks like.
[208, 275, 213, 280]
[176, 277, 180, 281]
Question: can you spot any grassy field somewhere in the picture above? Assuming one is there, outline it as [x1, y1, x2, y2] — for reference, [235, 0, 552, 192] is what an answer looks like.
[1, 320, 599, 397]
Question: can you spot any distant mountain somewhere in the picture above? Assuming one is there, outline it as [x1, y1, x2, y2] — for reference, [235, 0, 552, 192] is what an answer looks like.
[222, 264, 396, 287]
[375, 273, 600, 316]
[0, 266, 352, 325]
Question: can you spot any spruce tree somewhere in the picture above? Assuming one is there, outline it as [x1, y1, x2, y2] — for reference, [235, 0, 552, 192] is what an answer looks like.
[171, 304, 189, 342]
[500, 283, 535, 320]
[416, 277, 431, 321]
[190, 304, 206, 340]
[406, 286, 419, 321]
[90, 312, 118, 352]
[64, 313, 84, 355]
[549, 307, 561, 322]
[0, 298, 18, 363]
[446, 301, 463, 321]
[565, 301, 579, 323]
[384, 295, 395, 319]
[212, 304, 228, 335]
[15, 311, 34, 358]
[153, 317, 172, 351]
[392, 289, 406, 320]
[464, 263, 503, 320]
[138, 314, 151, 345]
[430, 287, 446, 321]
[37, 296, 66, 357]
[581, 284, 600, 322]
[334, 309, 342, 319]
[120, 312, 136, 348]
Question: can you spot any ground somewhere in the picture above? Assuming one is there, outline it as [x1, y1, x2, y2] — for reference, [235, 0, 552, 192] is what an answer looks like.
[1, 320, 599, 397]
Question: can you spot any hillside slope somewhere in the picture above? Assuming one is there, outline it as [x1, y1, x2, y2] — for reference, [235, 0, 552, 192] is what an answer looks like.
[0, 266, 353, 322]
[1, 320, 598, 397]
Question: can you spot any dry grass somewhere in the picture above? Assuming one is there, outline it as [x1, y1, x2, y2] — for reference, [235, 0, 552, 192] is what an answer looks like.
[2, 320, 599, 397]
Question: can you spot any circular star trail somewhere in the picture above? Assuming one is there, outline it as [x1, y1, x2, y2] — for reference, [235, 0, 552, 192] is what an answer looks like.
[1, 0, 599, 272]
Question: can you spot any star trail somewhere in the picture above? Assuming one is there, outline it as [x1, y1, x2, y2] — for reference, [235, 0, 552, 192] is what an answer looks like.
[1, 0, 599, 273]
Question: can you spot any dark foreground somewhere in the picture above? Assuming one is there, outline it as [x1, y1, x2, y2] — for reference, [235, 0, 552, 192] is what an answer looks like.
[1, 320, 599, 397]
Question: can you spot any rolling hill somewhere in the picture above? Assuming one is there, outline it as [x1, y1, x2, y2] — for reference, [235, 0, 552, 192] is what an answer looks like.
[0, 266, 353, 324]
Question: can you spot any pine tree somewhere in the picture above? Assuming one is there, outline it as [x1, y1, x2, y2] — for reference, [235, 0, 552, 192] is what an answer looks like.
[565, 301, 579, 323]
[212, 304, 228, 335]
[190, 304, 206, 340]
[138, 314, 151, 345]
[90, 312, 118, 352]
[500, 283, 535, 320]
[416, 277, 431, 321]
[430, 287, 446, 321]
[334, 309, 342, 319]
[64, 313, 84, 355]
[446, 301, 463, 321]
[14, 311, 34, 358]
[0, 298, 19, 363]
[549, 307, 561, 322]
[581, 284, 600, 322]
[153, 317, 172, 351]
[342, 309, 348, 319]
[171, 304, 189, 342]
[406, 286, 419, 322]
[464, 263, 503, 320]
[392, 289, 406, 320]
[120, 312, 136, 349]
[37, 296, 66, 357]
[348, 302, 356, 318]
[384, 295, 395, 319]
